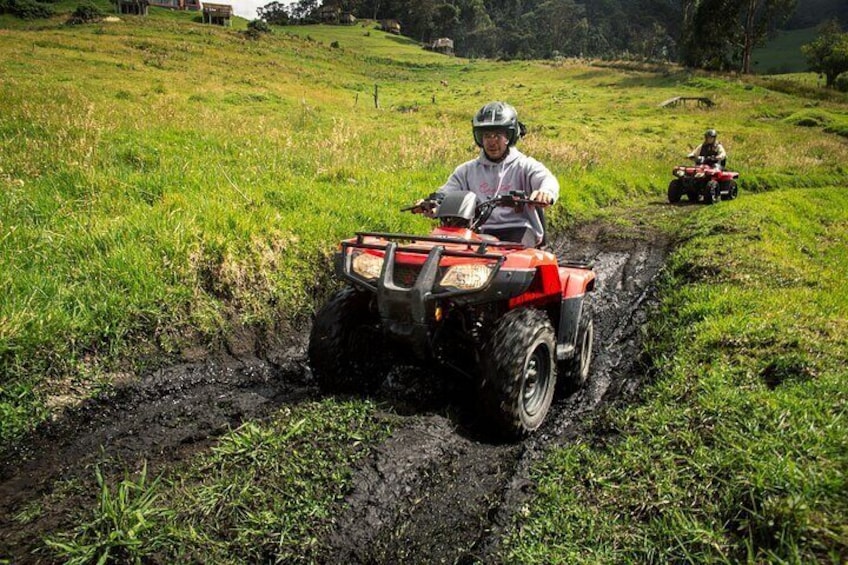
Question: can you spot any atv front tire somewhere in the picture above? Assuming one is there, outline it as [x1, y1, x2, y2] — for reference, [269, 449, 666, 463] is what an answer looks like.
[704, 180, 720, 204]
[308, 286, 384, 394]
[480, 308, 557, 439]
[667, 180, 682, 204]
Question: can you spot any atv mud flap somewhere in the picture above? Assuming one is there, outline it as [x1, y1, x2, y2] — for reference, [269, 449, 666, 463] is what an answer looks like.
[376, 243, 443, 358]
[556, 295, 584, 361]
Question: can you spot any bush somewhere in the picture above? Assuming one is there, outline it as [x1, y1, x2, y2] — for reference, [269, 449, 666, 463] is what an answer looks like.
[67, 0, 104, 23]
[245, 19, 271, 39]
[835, 72, 848, 93]
[247, 19, 270, 33]
[0, 0, 55, 18]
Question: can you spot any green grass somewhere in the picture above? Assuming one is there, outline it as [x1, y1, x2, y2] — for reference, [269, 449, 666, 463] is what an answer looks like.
[2, 6, 848, 448]
[43, 399, 391, 563]
[751, 27, 817, 75]
[504, 187, 848, 563]
[1, 10, 847, 562]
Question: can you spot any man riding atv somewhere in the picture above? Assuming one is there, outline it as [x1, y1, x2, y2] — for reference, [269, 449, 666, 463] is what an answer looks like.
[416, 101, 559, 247]
[688, 128, 727, 170]
[308, 103, 595, 439]
[669, 128, 738, 204]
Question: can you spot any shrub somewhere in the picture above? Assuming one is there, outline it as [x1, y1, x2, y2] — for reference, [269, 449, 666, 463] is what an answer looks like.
[245, 19, 271, 39]
[67, 0, 104, 23]
[247, 19, 270, 33]
[835, 72, 848, 93]
[0, 0, 55, 18]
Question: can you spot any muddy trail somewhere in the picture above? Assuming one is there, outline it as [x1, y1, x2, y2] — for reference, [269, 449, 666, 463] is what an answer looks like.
[0, 208, 675, 564]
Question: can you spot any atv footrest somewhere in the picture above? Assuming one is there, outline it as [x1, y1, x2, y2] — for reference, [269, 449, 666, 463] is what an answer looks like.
[557, 257, 594, 270]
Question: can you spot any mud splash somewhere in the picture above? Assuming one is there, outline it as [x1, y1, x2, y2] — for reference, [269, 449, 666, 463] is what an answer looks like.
[0, 211, 674, 564]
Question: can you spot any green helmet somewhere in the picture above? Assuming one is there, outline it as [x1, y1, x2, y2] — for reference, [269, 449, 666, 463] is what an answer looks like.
[704, 128, 717, 138]
[472, 101, 520, 147]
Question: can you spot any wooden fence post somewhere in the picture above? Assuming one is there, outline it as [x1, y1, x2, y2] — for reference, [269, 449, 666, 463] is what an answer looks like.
[374, 84, 379, 109]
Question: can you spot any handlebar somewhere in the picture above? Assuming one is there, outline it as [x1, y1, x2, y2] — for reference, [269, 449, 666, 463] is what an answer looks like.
[404, 191, 548, 215]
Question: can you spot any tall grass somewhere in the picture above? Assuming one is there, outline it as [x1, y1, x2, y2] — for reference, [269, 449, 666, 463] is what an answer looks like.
[505, 187, 848, 563]
[1, 13, 848, 445]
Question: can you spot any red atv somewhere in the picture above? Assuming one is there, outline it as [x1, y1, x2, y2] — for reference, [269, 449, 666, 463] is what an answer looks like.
[308, 191, 596, 438]
[668, 156, 739, 204]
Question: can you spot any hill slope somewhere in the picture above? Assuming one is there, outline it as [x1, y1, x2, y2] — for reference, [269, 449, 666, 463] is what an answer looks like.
[0, 13, 846, 564]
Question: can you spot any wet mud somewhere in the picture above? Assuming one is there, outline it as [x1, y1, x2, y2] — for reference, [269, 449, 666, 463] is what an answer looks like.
[0, 211, 674, 564]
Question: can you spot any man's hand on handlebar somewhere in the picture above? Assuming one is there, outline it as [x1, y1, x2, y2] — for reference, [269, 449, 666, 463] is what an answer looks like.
[529, 190, 554, 206]
[414, 199, 438, 218]
[402, 194, 440, 217]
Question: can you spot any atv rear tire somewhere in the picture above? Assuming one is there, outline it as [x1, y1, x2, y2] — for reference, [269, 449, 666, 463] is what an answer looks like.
[562, 314, 594, 394]
[667, 180, 682, 204]
[721, 180, 738, 200]
[480, 308, 557, 439]
[308, 286, 384, 394]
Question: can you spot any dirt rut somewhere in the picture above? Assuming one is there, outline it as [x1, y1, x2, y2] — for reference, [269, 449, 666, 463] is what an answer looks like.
[0, 213, 672, 564]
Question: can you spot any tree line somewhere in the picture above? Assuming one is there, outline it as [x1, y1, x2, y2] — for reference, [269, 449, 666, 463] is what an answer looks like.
[258, 0, 848, 77]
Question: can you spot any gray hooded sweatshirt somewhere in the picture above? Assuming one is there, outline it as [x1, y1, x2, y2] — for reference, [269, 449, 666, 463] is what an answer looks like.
[437, 147, 560, 244]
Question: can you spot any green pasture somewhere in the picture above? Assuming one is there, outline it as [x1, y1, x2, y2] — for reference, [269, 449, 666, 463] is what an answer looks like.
[506, 187, 848, 563]
[2, 5, 847, 447]
[751, 26, 817, 75]
[0, 11, 847, 562]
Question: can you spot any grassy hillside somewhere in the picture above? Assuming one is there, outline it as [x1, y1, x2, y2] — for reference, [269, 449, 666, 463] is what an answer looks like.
[2, 6, 848, 446]
[506, 188, 848, 563]
[1, 11, 847, 562]
[751, 26, 817, 75]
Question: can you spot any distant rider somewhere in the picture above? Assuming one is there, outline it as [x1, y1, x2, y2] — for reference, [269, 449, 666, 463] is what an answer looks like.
[414, 101, 559, 248]
[688, 128, 727, 169]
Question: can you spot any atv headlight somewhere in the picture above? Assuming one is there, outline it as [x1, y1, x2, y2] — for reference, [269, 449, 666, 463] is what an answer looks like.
[351, 251, 384, 281]
[440, 264, 494, 290]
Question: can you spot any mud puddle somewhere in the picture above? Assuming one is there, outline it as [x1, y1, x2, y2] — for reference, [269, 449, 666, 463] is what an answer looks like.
[321, 215, 673, 563]
[0, 208, 675, 564]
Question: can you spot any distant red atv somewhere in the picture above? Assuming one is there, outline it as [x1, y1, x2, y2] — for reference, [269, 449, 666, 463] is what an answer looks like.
[668, 156, 739, 204]
[308, 191, 596, 439]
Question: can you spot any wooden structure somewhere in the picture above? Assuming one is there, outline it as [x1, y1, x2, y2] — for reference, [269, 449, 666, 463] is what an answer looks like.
[148, 0, 200, 9]
[318, 2, 355, 24]
[659, 96, 715, 108]
[430, 37, 454, 55]
[115, 0, 148, 15]
[381, 19, 401, 34]
[202, 2, 232, 25]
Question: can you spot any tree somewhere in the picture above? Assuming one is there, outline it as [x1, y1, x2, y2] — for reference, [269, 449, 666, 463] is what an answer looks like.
[681, 0, 795, 72]
[802, 20, 848, 87]
[257, 1, 289, 25]
[290, 0, 318, 23]
[534, 0, 587, 59]
[739, 0, 796, 73]
[682, 0, 741, 70]
[432, 2, 460, 39]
